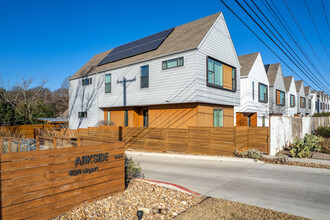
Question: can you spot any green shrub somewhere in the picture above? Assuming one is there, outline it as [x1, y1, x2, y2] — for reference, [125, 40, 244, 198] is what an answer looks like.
[290, 134, 324, 158]
[314, 126, 330, 138]
[125, 156, 143, 186]
[235, 149, 264, 161]
[312, 112, 330, 117]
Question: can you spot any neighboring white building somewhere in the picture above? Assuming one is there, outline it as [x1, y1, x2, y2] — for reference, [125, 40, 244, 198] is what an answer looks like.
[295, 80, 306, 117]
[69, 12, 241, 129]
[311, 90, 317, 116]
[265, 63, 287, 115]
[304, 86, 312, 116]
[235, 52, 269, 127]
[283, 76, 297, 117]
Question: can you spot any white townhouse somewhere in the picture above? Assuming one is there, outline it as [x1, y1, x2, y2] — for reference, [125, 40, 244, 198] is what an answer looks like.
[69, 12, 241, 129]
[283, 76, 297, 117]
[264, 63, 287, 115]
[304, 86, 312, 116]
[295, 80, 306, 117]
[234, 52, 269, 127]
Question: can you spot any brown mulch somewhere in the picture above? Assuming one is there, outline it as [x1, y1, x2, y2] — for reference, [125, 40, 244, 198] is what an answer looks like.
[260, 158, 330, 169]
[54, 180, 203, 220]
[175, 197, 309, 220]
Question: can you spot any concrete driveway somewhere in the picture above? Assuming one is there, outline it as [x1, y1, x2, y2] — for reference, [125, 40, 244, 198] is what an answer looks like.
[126, 152, 330, 220]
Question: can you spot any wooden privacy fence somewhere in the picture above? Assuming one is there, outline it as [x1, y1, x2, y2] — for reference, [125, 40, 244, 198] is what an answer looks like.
[0, 124, 48, 139]
[55, 126, 270, 155]
[0, 136, 125, 219]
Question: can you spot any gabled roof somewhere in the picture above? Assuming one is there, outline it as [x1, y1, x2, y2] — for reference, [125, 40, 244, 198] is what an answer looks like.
[71, 12, 221, 80]
[238, 52, 259, 76]
[304, 86, 311, 95]
[295, 80, 303, 92]
[283, 76, 293, 92]
[264, 63, 280, 86]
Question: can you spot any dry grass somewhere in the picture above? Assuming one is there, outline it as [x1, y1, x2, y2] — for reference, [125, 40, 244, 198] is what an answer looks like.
[0, 127, 25, 139]
[176, 198, 309, 220]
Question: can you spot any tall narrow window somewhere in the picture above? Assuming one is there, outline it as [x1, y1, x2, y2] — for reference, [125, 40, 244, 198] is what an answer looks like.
[247, 116, 251, 127]
[252, 81, 255, 100]
[262, 116, 265, 127]
[105, 74, 111, 93]
[258, 83, 268, 103]
[308, 99, 311, 109]
[300, 97, 306, 108]
[140, 65, 149, 88]
[290, 94, 295, 107]
[107, 111, 111, 122]
[124, 110, 128, 127]
[143, 110, 148, 127]
[213, 109, 223, 127]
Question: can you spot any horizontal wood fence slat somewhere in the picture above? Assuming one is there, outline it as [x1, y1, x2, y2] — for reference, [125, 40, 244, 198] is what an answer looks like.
[54, 126, 269, 156]
[0, 137, 125, 219]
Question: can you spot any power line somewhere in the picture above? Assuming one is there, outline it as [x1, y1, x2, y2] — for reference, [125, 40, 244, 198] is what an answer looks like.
[281, 0, 330, 72]
[321, 0, 330, 32]
[218, 0, 324, 93]
[232, 0, 329, 93]
[243, 0, 330, 91]
[251, 0, 330, 87]
[303, 0, 330, 58]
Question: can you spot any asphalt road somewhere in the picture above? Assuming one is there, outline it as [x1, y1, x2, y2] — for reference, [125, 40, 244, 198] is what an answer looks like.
[127, 152, 330, 220]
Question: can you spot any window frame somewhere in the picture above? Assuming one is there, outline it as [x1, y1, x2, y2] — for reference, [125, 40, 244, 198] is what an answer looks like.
[140, 65, 149, 88]
[124, 110, 128, 127]
[290, 94, 295, 107]
[252, 81, 255, 100]
[82, 78, 92, 86]
[78, 112, 87, 118]
[258, 83, 268, 103]
[276, 89, 285, 106]
[206, 56, 236, 92]
[105, 73, 111, 93]
[143, 109, 148, 127]
[213, 109, 224, 127]
[308, 99, 311, 109]
[300, 97, 306, 108]
[162, 57, 184, 70]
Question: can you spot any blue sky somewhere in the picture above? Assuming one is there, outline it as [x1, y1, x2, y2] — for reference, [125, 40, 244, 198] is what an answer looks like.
[0, 0, 329, 92]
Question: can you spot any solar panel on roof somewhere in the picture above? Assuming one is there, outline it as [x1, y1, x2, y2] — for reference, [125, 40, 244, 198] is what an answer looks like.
[98, 27, 174, 66]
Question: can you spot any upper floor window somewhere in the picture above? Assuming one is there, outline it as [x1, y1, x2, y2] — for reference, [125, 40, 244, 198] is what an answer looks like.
[78, 112, 87, 118]
[276, 90, 285, 106]
[162, 57, 183, 70]
[207, 57, 236, 91]
[105, 73, 111, 93]
[140, 65, 149, 88]
[308, 99, 311, 109]
[213, 109, 223, 127]
[290, 94, 295, 107]
[300, 97, 306, 108]
[258, 83, 268, 103]
[252, 81, 255, 100]
[82, 78, 92, 86]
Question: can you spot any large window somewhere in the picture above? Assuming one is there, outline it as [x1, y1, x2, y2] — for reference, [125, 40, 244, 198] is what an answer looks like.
[140, 65, 149, 88]
[300, 97, 306, 108]
[252, 81, 255, 100]
[290, 94, 295, 107]
[213, 109, 223, 127]
[258, 83, 268, 103]
[207, 57, 236, 91]
[82, 78, 92, 86]
[105, 73, 111, 93]
[78, 112, 87, 118]
[276, 90, 285, 106]
[162, 57, 183, 70]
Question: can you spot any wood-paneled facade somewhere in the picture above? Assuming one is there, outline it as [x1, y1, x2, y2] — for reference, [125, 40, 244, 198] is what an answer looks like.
[103, 103, 234, 128]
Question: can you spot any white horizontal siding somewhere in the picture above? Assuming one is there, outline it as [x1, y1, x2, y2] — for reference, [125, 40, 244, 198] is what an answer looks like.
[196, 13, 240, 106]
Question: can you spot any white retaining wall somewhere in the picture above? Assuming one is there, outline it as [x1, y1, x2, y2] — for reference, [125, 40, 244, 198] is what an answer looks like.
[270, 116, 330, 155]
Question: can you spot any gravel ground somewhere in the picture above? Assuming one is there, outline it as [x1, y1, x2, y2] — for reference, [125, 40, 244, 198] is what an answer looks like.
[175, 198, 309, 220]
[310, 152, 330, 160]
[260, 158, 330, 169]
[54, 180, 203, 220]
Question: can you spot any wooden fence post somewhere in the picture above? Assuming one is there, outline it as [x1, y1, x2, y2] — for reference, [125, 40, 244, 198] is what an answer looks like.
[8, 138, 11, 153]
[0, 137, 2, 153]
[36, 137, 40, 151]
[18, 139, 21, 152]
[77, 137, 81, 147]
[53, 137, 57, 149]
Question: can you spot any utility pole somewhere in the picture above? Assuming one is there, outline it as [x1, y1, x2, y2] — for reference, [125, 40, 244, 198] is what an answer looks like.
[117, 76, 136, 106]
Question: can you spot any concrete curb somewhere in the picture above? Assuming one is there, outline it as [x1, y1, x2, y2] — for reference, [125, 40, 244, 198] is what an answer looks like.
[135, 178, 201, 196]
[125, 151, 264, 164]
